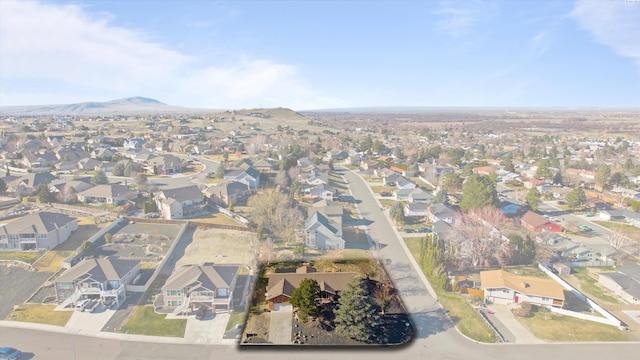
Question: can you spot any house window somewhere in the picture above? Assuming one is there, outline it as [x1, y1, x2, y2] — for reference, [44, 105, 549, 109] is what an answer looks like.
[217, 288, 228, 297]
[37, 233, 48, 239]
[166, 290, 181, 297]
[167, 300, 182, 307]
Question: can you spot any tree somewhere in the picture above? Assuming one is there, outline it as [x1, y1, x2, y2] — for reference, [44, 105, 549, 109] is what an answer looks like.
[502, 156, 515, 173]
[112, 162, 125, 176]
[608, 229, 629, 250]
[552, 171, 563, 186]
[134, 172, 149, 192]
[444, 206, 512, 269]
[507, 234, 536, 265]
[104, 232, 112, 244]
[215, 162, 225, 179]
[81, 240, 93, 251]
[446, 148, 465, 167]
[609, 172, 627, 188]
[526, 187, 541, 211]
[595, 164, 611, 187]
[441, 172, 463, 193]
[289, 278, 321, 322]
[565, 188, 587, 211]
[0, 178, 6, 193]
[36, 184, 54, 203]
[389, 202, 404, 224]
[373, 282, 395, 316]
[249, 189, 303, 243]
[534, 159, 553, 180]
[274, 170, 291, 188]
[334, 277, 380, 342]
[460, 174, 499, 212]
[91, 170, 108, 185]
[434, 189, 449, 204]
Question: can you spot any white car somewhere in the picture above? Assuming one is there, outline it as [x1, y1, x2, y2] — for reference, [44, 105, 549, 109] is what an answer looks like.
[85, 299, 100, 313]
[75, 299, 91, 311]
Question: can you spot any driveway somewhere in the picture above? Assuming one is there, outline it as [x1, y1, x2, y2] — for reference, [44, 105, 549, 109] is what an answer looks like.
[268, 304, 292, 344]
[182, 311, 231, 344]
[486, 304, 544, 344]
[65, 306, 116, 332]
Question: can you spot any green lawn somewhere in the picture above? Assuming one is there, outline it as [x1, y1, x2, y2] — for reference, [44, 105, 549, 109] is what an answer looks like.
[592, 221, 637, 232]
[370, 185, 396, 193]
[119, 306, 186, 337]
[518, 307, 628, 342]
[225, 311, 247, 331]
[403, 238, 496, 343]
[0, 251, 45, 263]
[6, 304, 72, 327]
[570, 267, 622, 304]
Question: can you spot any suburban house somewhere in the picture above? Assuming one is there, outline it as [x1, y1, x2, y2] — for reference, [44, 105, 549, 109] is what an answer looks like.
[480, 269, 565, 308]
[0, 212, 78, 251]
[500, 200, 525, 217]
[54, 257, 141, 308]
[146, 154, 183, 174]
[161, 263, 239, 314]
[265, 266, 359, 310]
[252, 158, 278, 172]
[204, 180, 251, 207]
[6, 172, 57, 196]
[405, 202, 429, 217]
[76, 184, 135, 205]
[427, 203, 457, 224]
[123, 137, 146, 149]
[156, 185, 205, 220]
[598, 264, 640, 305]
[308, 183, 337, 201]
[394, 187, 433, 203]
[305, 210, 344, 250]
[223, 166, 261, 189]
[520, 211, 563, 233]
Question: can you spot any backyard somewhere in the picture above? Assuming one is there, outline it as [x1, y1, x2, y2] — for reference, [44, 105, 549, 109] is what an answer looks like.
[562, 267, 622, 304]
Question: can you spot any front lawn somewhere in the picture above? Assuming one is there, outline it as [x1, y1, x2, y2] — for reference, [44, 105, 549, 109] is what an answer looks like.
[403, 237, 496, 343]
[118, 306, 186, 337]
[6, 304, 72, 327]
[0, 251, 44, 263]
[518, 307, 629, 341]
[225, 311, 247, 331]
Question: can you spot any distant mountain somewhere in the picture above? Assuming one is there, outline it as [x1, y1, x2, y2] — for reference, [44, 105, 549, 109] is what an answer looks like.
[0, 96, 216, 116]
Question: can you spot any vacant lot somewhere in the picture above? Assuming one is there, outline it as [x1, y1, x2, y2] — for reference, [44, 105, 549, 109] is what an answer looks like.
[176, 228, 258, 270]
[0, 265, 52, 318]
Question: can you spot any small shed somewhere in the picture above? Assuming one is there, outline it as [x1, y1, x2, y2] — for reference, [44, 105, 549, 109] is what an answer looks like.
[553, 262, 571, 276]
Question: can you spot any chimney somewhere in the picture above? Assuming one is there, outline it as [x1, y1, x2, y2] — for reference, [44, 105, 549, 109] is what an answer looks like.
[521, 281, 529, 288]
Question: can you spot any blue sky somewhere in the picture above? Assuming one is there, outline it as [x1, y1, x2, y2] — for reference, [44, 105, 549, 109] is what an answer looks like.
[1, 0, 639, 110]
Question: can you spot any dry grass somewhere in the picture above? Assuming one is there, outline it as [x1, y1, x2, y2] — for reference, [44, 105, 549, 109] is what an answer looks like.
[518, 308, 629, 342]
[33, 250, 74, 272]
[0, 251, 44, 263]
[176, 228, 259, 269]
[190, 212, 247, 226]
[6, 304, 72, 327]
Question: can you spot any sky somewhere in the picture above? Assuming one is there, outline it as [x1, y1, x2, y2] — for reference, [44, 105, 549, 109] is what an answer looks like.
[1, 0, 639, 110]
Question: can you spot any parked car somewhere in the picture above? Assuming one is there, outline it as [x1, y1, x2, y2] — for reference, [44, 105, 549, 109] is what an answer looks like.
[579, 224, 592, 232]
[416, 227, 432, 233]
[379, 191, 392, 197]
[85, 299, 100, 313]
[75, 299, 91, 311]
[584, 212, 594, 217]
[404, 228, 415, 233]
[0, 347, 21, 360]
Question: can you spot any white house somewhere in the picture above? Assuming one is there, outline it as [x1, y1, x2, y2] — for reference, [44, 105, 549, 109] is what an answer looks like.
[480, 269, 565, 308]
[305, 211, 344, 250]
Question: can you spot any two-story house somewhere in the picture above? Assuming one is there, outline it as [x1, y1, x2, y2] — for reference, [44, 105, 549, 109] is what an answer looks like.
[161, 263, 239, 314]
[204, 180, 251, 207]
[156, 185, 205, 220]
[0, 212, 78, 251]
[305, 211, 344, 250]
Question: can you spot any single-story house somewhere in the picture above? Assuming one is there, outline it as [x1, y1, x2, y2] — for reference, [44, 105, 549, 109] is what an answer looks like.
[598, 264, 640, 305]
[480, 269, 565, 308]
[520, 211, 563, 233]
[405, 202, 429, 217]
[77, 184, 135, 205]
[265, 266, 359, 310]
[427, 203, 456, 224]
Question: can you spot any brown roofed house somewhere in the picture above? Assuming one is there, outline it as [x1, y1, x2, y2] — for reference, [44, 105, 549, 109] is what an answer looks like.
[480, 269, 564, 307]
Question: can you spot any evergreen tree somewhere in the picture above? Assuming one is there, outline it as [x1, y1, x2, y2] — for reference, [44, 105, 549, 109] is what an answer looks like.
[595, 164, 611, 187]
[36, 183, 55, 203]
[434, 189, 449, 204]
[552, 171, 563, 186]
[91, 170, 108, 185]
[389, 202, 405, 223]
[508, 234, 537, 265]
[0, 178, 6, 193]
[112, 162, 125, 176]
[289, 278, 321, 322]
[526, 187, 541, 211]
[215, 162, 225, 179]
[460, 174, 499, 212]
[565, 188, 587, 211]
[334, 277, 380, 342]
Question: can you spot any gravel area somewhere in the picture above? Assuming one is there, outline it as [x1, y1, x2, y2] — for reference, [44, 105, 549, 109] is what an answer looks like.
[0, 265, 53, 318]
[176, 228, 259, 270]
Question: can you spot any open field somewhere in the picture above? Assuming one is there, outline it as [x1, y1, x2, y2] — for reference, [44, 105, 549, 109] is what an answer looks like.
[176, 227, 258, 269]
[6, 304, 72, 327]
[517, 307, 629, 342]
[118, 306, 186, 337]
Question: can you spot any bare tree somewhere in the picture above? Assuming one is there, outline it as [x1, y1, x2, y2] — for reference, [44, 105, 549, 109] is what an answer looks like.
[374, 282, 395, 315]
[608, 229, 629, 250]
[445, 206, 513, 270]
[249, 189, 303, 242]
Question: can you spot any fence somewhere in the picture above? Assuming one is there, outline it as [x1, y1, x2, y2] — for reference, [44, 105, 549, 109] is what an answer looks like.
[143, 222, 190, 294]
[50, 203, 117, 218]
[562, 260, 615, 267]
[216, 206, 249, 225]
[126, 217, 252, 232]
[547, 307, 621, 327]
[538, 263, 622, 327]
[61, 217, 127, 269]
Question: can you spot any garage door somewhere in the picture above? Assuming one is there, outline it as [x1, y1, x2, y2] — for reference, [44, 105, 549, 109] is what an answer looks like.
[273, 303, 292, 312]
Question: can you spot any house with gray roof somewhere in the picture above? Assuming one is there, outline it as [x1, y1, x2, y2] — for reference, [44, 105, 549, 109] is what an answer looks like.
[308, 183, 337, 201]
[405, 202, 429, 217]
[156, 185, 204, 219]
[54, 257, 141, 308]
[77, 183, 135, 205]
[598, 264, 640, 305]
[161, 263, 239, 314]
[305, 210, 344, 250]
[0, 212, 78, 251]
[123, 137, 146, 150]
[223, 166, 261, 189]
[427, 203, 457, 224]
[204, 180, 251, 207]
[7, 172, 56, 196]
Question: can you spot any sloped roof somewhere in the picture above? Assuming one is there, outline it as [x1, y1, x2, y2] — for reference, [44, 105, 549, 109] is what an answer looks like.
[163, 264, 238, 292]
[521, 211, 550, 228]
[266, 271, 359, 300]
[56, 257, 139, 283]
[159, 185, 203, 202]
[0, 211, 76, 235]
[78, 184, 130, 198]
[480, 269, 565, 300]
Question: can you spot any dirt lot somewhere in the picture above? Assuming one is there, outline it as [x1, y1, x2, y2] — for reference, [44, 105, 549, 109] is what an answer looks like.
[89, 223, 183, 261]
[0, 265, 52, 318]
[176, 228, 259, 270]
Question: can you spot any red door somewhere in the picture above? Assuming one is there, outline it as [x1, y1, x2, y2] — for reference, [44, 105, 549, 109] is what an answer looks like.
[515, 295, 520, 304]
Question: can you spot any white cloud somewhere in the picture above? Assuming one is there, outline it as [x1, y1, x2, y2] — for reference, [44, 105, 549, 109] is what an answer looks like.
[0, 0, 343, 109]
[530, 31, 548, 56]
[570, 0, 640, 70]
[432, 0, 485, 38]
